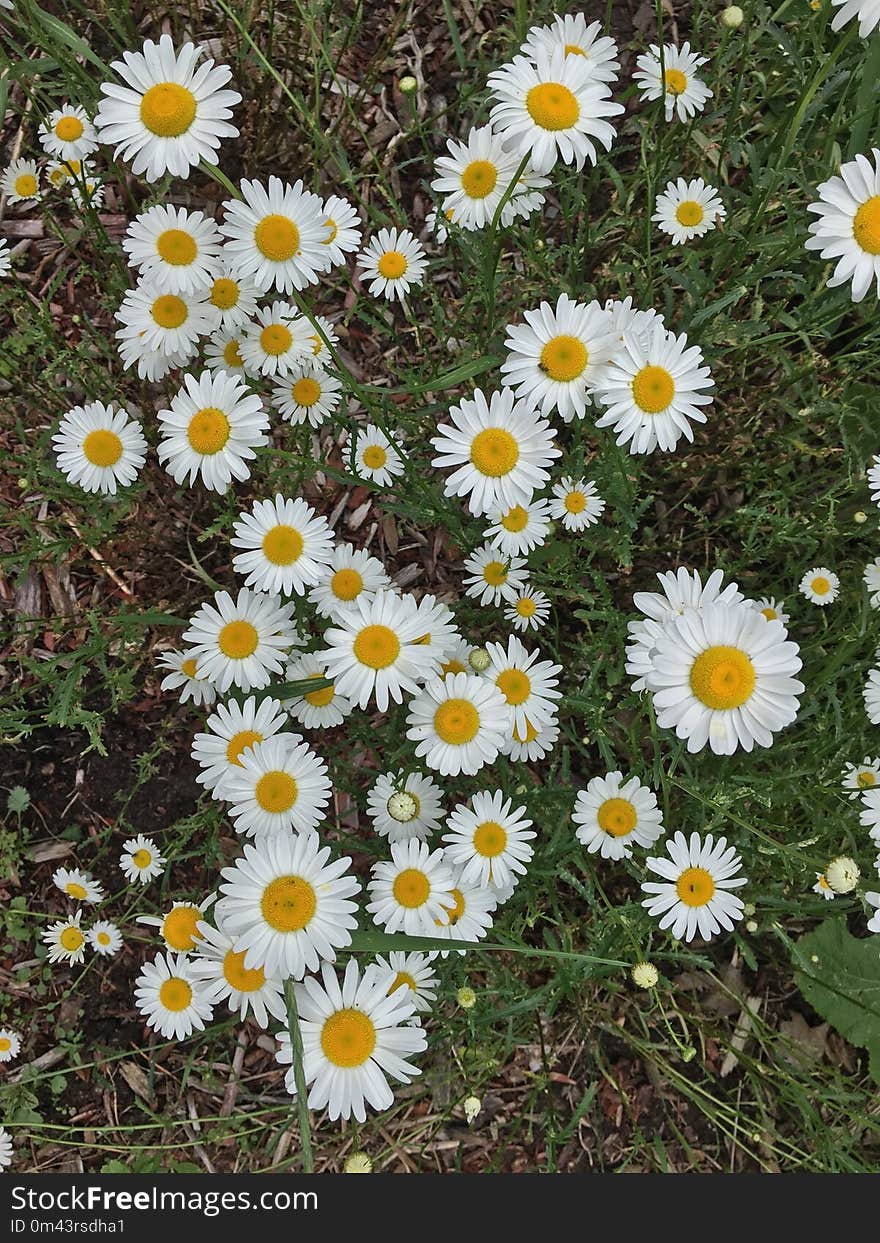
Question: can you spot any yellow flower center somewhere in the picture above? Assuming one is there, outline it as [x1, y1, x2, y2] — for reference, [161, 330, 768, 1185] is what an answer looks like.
[82, 429, 123, 467]
[65, 881, 88, 900]
[631, 364, 675, 413]
[353, 624, 401, 669]
[226, 729, 263, 765]
[14, 173, 37, 196]
[218, 619, 259, 660]
[441, 658, 467, 675]
[151, 294, 188, 329]
[292, 376, 321, 407]
[261, 875, 316, 932]
[853, 196, 880, 255]
[811, 576, 831, 595]
[469, 427, 519, 476]
[255, 770, 298, 814]
[158, 977, 193, 1012]
[156, 228, 197, 266]
[857, 770, 877, 788]
[162, 906, 201, 952]
[496, 668, 531, 705]
[501, 505, 529, 532]
[140, 82, 197, 137]
[331, 568, 364, 600]
[433, 698, 480, 744]
[187, 407, 230, 455]
[64, 159, 82, 176]
[377, 250, 407, 279]
[321, 1009, 376, 1068]
[362, 444, 387, 470]
[516, 597, 537, 617]
[473, 820, 508, 857]
[461, 159, 498, 199]
[565, 43, 586, 56]
[482, 560, 509, 587]
[664, 68, 688, 96]
[181, 658, 198, 678]
[262, 524, 304, 566]
[223, 339, 244, 368]
[254, 214, 300, 261]
[675, 866, 716, 907]
[392, 868, 431, 908]
[304, 682, 336, 707]
[689, 645, 756, 710]
[60, 926, 84, 952]
[525, 82, 580, 130]
[96, 932, 111, 946]
[389, 970, 417, 995]
[437, 888, 466, 926]
[260, 323, 293, 355]
[210, 277, 240, 309]
[55, 115, 84, 141]
[132, 848, 152, 868]
[597, 798, 638, 837]
[675, 200, 704, 227]
[540, 334, 588, 382]
[760, 607, 778, 621]
[564, 490, 586, 513]
[0, 1037, 9, 1051]
[223, 949, 266, 992]
[324, 217, 338, 243]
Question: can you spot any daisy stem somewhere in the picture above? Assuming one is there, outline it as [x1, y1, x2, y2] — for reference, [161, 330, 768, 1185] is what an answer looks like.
[483, 153, 531, 345]
[199, 159, 241, 201]
[283, 977, 314, 1174]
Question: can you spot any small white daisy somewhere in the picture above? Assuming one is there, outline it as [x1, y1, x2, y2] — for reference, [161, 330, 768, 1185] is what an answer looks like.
[813, 874, 836, 901]
[120, 834, 166, 885]
[484, 497, 553, 556]
[652, 177, 726, 245]
[183, 587, 299, 693]
[115, 281, 213, 360]
[134, 952, 215, 1039]
[220, 176, 332, 293]
[271, 364, 344, 427]
[366, 950, 438, 1013]
[87, 920, 123, 956]
[223, 735, 332, 838]
[38, 103, 98, 162]
[240, 300, 314, 377]
[432, 867, 497, 954]
[308, 543, 392, 620]
[548, 476, 605, 530]
[799, 567, 839, 606]
[282, 654, 353, 730]
[366, 839, 455, 935]
[520, 14, 620, 86]
[842, 756, 880, 798]
[504, 586, 551, 632]
[52, 401, 147, 496]
[430, 124, 522, 230]
[751, 597, 790, 626]
[157, 369, 269, 493]
[0, 1028, 21, 1062]
[319, 589, 433, 711]
[405, 671, 511, 776]
[321, 194, 362, 265]
[42, 911, 86, 964]
[52, 866, 104, 905]
[157, 648, 217, 707]
[204, 329, 247, 375]
[642, 831, 746, 942]
[231, 494, 334, 597]
[366, 770, 445, 843]
[191, 694, 291, 798]
[357, 227, 427, 301]
[205, 262, 260, 331]
[1, 158, 40, 203]
[462, 543, 530, 605]
[353, 424, 405, 487]
[864, 557, 880, 608]
[806, 148, 880, 303]
[501, 710, 560, 763]
[484, 634, 562, 735]
[634, 42, 713, 123]
[572, 772, 664, 860]
[123, 204, 223, 294]
[189, 918, 286, 1028]
[442, 790, 536, 888]
[137, 896, 214, 953]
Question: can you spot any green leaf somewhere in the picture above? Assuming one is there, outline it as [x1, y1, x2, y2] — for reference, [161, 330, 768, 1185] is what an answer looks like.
[7, 786, 30, 814]
[349, 928, 628, 967]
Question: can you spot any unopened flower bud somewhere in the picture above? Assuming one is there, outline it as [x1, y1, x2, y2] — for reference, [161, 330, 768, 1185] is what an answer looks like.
[721, 5, 744, 28]
[399, 75, 418, 95]
[344, 1152, 372, 1174]
[631, 961, 659, 989]
[457, 985, 477, 1010]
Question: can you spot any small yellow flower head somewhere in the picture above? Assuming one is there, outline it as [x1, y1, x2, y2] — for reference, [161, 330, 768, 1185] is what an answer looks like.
[344, 1152, 373, 1174]
[463, 1095, 481, 1124]
[468, 647, 491, 674]
[745, 919, 758, 933]
[721, 5, 745, 26]
[631, 961, 659, 989]
[854, 510, 868, 524]
[809, 0, 821, 10]
[388, 791, 418, 823]
[399, 75, 418, 95]
[826, 856, 860, 894]
[456, 985, 477, 1010]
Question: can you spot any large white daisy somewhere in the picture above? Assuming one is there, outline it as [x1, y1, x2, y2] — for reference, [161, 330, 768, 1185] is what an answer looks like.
[430, 124, 522, 230]
[318, 590, 432, 711]
[38, 103, 98, 162]
[271, 364, 344, 427]
[223, 735, 332, 838]
[806, 150, 880, 303]
[220, 175, 332, 293]
[231, 494, 334, 596]
[123, 204, 223, 294]
[484, 634, 562, 735]
[52, 401, 147, 495]
[366, 769, 445, 843]
[134, 952, 215, 1039]
[239, 300, 314, 377]
[183, 587, 299, 693]
[192, 694, 291, 797]
[442, 790, 535, 889]
[405, 671, 510, 776]
[572, 771, 664, 860]
[308, 542, 391, 620]
[642, 832, 746, 942]
[462, 543, 529, 606]
[520, 14, 620, 85]
[633, 42, 713, 124]
[366, 839, 455, 935]
[357, 227, 427, 301]
[484, 497, 552, 557]
[157, 368, 269, 493]
[281, 654, 353, 730]
[189, 919, 286, 1028]
[115, 280, 213, 360]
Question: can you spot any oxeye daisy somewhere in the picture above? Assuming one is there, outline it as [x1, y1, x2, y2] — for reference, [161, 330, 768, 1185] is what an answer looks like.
[223, 735, 332, 838]
[230, 495, 334, 597]
[813, 873, 836, 901]
[0, 238, 12, 277]
[652, 177, 726, 245]
[634, 42, 713, 124]
[38, 104, 98, 162]
[799, 566, 839, 606]
[424, 207, 452, 244]
[319, 590, 431, 712]
[504, 586, 551, 633]
[120, 834, 166, 885]
[70, 174, 105, 211]
[806, 149, 880, 303]
[276, 958, 426, 1122]
[864, 667, 880, 725]
[484, 498, 552, 557]
[431, 387, 561, 517]
[862, 790, 880, 843]
[645, 600, 804, 755]
[1, 158, 40, 203]
[157, 369, 269, 493]
[442, 791, 536, 889]
[0, 1028, 21, 1062]
[548, 476, 605, 530]
[430, 124, 522, 230]
[203, 268, 260, 334]
[499, 164, 552, 226]
[441, 637, 476, 677]
[751, 597, 790, 626]
[52, 401, 147, 496]
[117, 336, 192, 382]
[501, 709, 560, 763]
[366, 770, 445, 844]
[357, 227, 427, 301]
[353, 424, 405, 487]
[218, 832, 360, 978]
[88, 920, 123, 957]
[204, 329, 247, 375]
[642, 832, 746, 942]
[842, 756, 880, 798]
[123, 204, 223, 294]
[184, 588, 299, 694]
[400, 594, 462, 674]
[572, 772, 664, 860]
[157, 648, 217, 707]
[189, 919, 286, 1028]
[278, 656, 349, 730]
[52, 866, 104, 905]
[488, 48, 623, 175]
[405, 671, 510, 776]
[46, 159, 75, 190]
[192, 694, 292, 798]
[830, 0, 880, 35]
[272, 364, 344, 427]
[0, 1127, 12, 1172]
[501, 294, 617, 422]
[134, 952, 215, 1039]
[239, 301, 313, 377]
[484, 634, 562, 735]
[309, 543, 392, 620]
[433, 868, 497, 954]
[366, 839, 455, 935]
[321, 194, 362, 266]
[115, 281, 213, 362]
[462, 543, 530, 606]
[604, 296, 665, 348]
[42, 911, 86, 964]
[520, 14, 620, 85]
[137, 896, 214, 953]
[366, 951, 438, 1013]
[220, 176, 332, 293]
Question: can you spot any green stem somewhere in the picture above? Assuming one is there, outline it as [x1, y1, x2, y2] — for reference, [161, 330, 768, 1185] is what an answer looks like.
[484, 152, 531, 346]
[284, 978, 314, 1174]
[199, 159, 241, 200]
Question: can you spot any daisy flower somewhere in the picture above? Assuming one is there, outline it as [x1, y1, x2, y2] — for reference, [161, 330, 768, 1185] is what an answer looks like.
[488, 48, 623, 175]
[120, 834, 166, 885]
[70, 175, 105, 211]
[500, 294, 617, 422]
[752, 597, 790, 625]
[272, 364, 344, 427]
[433, 868, 497, 954]
[842, 756, 880, 797]
[594, 323, 714, 455]
[184, 588, 299, 694]
[137, 896, 214, 953]
[652, 177, 726, 245]
[813, 874, 836, 901]
[405, 671, 510, 776]
[223, 735, 332, 838]
[240, 301, 314, 377]
[860, 788, 880, 842]
[157, 369, 268, 493]
[319, 590, 432, 711]
[440, 637, 476, 676]
[0, 1029, 21, 1062]
[366, 951, 438, 1013]
[157, 648, 217, 707]
[499, 164, 552, 227]
[604, 296, 665, 348]
[204, 329, 247, 375]
[366, 839, 455, 935]
[806, 148, 880, 302]
[799, 567, 839, 606]
[401, 593, 461, 669]
[38, 104, 98, 162]
[826, 855, 861, 893]
[115, 281, 213, 361]
[634, 42, 713, 124]
[1, 158, 40, 203]
[46, 159, 75, 190]
[462, 543, 529, 605]
[123, 204, 222, 294]
[424, 208, 452, 244]
[645, 600, 804, 755]
[276, 959, 426, 1122]
[830, 0, 880, 35]
[0, 238, 12, 277]
[116, 336, 193, 383]
[52, 401, 147, 495]
[203, 265, 260, 333]
[430, 124, 522, 230]
[520, 14, 620, 85]
[135, 952, 214, 1039]
[189, 919, 286, 1028]
[95, 34, 241, 181]
[353, 424, 405, 487]
[504, 586, 551, 632]
[642, 832, 746, 942]
[864, 557, 880, 608]
[42, 911, 86, 964]
[220, 176, 332, 293]
[366, 770, 445, 843]
[484, 497, 552, 556]
[231, 494, 334, 597]
[431, 387, 561, 516]
[501, 710, 560, 763]
[321, 194, 362, 266]
[484, 634, 562, 735]
[865, 667, 880, 725]
[572, 772, 664, 860]
[52, 866, 104, 904]
[192, 694, 291, 798]
[309, 543, 392, 620]
[218, 832, 360, 978]
[442, 790, 535, 889]
[0, 1128, 11, 1172]
[88, 921, 123, 956]
[549, 476, 605, 530]
[282, 654, 353, 730]
[357, 227, 427, 301]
